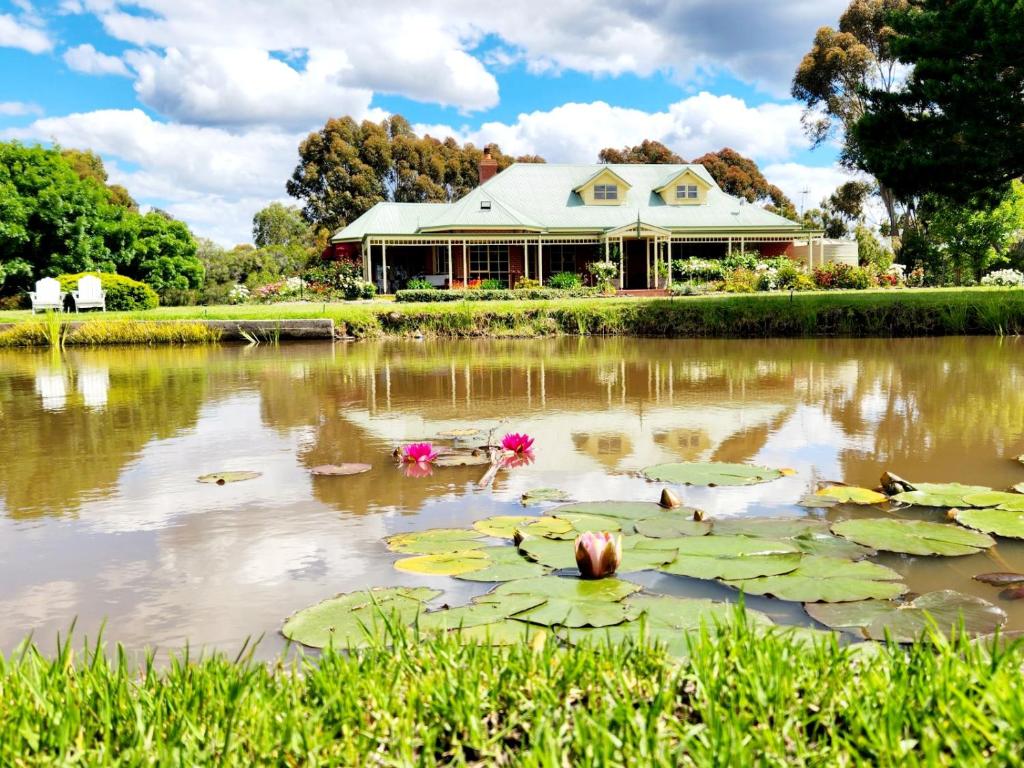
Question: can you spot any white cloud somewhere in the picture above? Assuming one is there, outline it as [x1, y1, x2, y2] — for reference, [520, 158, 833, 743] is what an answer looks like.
[419, 92, 806, 164]
[124, 47, 382, 129]
[0, 101, 42, 116]
[63, 43, 130, 76]
[0, 11, 52, 53]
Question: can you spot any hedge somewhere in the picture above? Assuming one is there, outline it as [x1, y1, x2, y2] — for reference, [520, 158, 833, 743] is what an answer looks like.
[395, 287, 599, 303]
[58, 272, 159, 311]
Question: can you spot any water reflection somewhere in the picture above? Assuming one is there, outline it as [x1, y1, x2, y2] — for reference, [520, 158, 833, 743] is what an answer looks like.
[1, 337, 1022, 655]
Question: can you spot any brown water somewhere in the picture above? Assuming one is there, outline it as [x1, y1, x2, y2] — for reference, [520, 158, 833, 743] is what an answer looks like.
[1, 337, 1023, 656]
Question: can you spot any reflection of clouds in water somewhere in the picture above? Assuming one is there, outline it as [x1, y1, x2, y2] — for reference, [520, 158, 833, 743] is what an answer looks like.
[0, 580, 79, 628]
[77, 394, 313, 533]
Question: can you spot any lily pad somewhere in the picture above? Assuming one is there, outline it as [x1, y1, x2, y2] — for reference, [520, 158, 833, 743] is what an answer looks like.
[310, 463, 372, 476]
[559, 622, 696, 656]
[805, 590, 1007, 642]
[473, 515, 537, 539]
[433, 452, 492, 468]
[728, 556, 906, 603]
[654, 536, 802, 581]
[790, 531, 875, 560]
[515, 517, 575, 539]
[961, 490, 1024, 509]
[973, 572, 1024, 586]
[815, 486, 888, 505]
[436, 428, 481, 438]
[477, 576, 643, 628]
[953, 508, 1024, 539]
[891, 482, 992, 507]
[521, 488, 571, 505]
[455, 547, 549, 582]
[831, 518, 994, 556]
[518, 534, 675, 573]
[282, 587, 440, 649]
[546, 501, 674, 521]
[709, 518, 872, 559]
[394, 549, 489, 576]
[385, 528, 487, 554]
[417, 595, 545, 631]
[633, 517, 711, 538]
[445, 620, 551, 646]
[642, 461, 787, 487]
[197, 471, 261, 484]
[552, 513, 624, 535]
[628, 594, 775, 630]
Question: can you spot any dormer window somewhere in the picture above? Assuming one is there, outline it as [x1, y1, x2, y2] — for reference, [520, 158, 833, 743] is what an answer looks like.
[593, 184, 618, 200]
[676, 184, 698, 200]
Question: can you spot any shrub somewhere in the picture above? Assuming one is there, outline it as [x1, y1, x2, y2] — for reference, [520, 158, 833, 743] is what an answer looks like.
[57, 272, 159, 311]
[981, 268, 1024, 286]
[673, 258, 725, 283]
[479, 278, 504, 290]
[451, 279, 482, 290]
[812, 262, 875, 290]
[721, 250, 760, 271]
[302, 258, 374, 299]
[394, 287, 599, 303]
[514, 277, 542, 289]
[547, 272, 582, 290]
[405, 277, 436, 290]
[587, 262, 619, 293]
[722, 268, 758, 293]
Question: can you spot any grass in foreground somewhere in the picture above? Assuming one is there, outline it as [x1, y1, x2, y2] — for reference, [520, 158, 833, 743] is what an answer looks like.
[1, 621, 1022, 766]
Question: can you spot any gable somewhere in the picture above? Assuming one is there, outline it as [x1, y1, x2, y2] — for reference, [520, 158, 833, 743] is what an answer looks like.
[655, 168, 712, 206]
[573, 167, 631, 206]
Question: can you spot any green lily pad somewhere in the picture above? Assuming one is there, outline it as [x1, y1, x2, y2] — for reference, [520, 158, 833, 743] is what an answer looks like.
[891, 482, 992, 507]
[197, 471, 261, 484]
[642, 461, 788, 486]
[797, 495, 840, 509]
[953, 508, 1024, 539]
[455, 547, 550, 582]
[515, 517, 575, 539]
[385, 528, 487, 554]
[445, 620, 551, 646]
[628, 594, 775, 630]
[815, 486, 888, 505]
[282, 587, 440, 649]
[394, 549, 490, 575]
[805, 590, 1007, 642]
[473, 516, 537, 539]
[433, 452, 491, 468]
[559, 623, 695, 656]
[654, 536, 802, 580]
[553, 513, 624, 535]
[961, 490, 1024, 509]
[521, 488, 571, 505]
[709, 518, 872, 559]
[477, 576, 643, 628]
[417, 595, 545, 631]
[546, 501, 670, 521]
[728, 556, 906, 603]
[518, 534, 675, 573]
[831, 518, 994, 556]
[310, 463, 372, 476]
[633, 517, 711, 538]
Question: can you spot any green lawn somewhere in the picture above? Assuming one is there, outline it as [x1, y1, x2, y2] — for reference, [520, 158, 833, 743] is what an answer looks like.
[2, 287, 1023, 341]
[1, 622, 1021, 765]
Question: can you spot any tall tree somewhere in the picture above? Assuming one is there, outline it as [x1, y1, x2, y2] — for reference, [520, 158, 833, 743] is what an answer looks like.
[288, 115, 544, 234]
[792, 0, 908, 237]
[252, 202, 311, 249]
[853, 0, 1024, 206]
[61, 147, 138, 211]
[691, 149, 798, 219]
[598, 140, 683, 164]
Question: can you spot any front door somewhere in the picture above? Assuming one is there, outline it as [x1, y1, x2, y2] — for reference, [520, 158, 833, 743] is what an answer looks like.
[624, 239, 648, 289]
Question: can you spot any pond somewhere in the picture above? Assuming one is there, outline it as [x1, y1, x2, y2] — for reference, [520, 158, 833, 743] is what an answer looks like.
[1, 336, 1023, 656]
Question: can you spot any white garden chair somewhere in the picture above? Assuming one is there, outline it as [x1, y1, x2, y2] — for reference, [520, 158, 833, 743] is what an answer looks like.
[29, 277, 64, 314]
[71, 275, 106, 312]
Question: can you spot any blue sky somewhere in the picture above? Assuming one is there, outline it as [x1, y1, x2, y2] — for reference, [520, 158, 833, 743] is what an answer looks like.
[1, 0, 852, 243]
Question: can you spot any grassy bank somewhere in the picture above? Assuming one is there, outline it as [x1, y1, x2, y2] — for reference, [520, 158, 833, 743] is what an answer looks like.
[2, 623, 1022, 765]
[1, 287, 1023, 344]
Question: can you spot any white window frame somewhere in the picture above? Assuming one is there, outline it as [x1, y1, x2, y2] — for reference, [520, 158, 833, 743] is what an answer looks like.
[676, 184, 699, 200]
[593, 184, 618, 200]
[468, 243, 510, 285]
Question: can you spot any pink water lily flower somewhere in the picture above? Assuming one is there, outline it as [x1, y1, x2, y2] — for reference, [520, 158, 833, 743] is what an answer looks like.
[501, 433, 535, 454]
[401, 442, 440, 464]
[574, 531, 622, 580]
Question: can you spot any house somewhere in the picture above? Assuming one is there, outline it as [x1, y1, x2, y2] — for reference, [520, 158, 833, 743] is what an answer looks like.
[329, 154, 825, 292]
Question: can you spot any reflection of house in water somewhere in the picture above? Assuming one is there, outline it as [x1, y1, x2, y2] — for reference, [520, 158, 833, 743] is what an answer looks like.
[78, 366, 109, 410]
[653, 428, 713, 461]
[571, 432, 634, 469]
[34, 367, 67, 411]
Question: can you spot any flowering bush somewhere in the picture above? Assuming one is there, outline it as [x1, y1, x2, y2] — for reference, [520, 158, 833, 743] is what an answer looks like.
[812, 262, 876, 290]
[303, 259, 376, 300]
[722, 268, 758, 293]
[587, 262, 619, 293]
[673, 258, 726, 283]
[981, 269, 1024, 287]
[227, 284, 250, 304]
[450, 278, 482, 290]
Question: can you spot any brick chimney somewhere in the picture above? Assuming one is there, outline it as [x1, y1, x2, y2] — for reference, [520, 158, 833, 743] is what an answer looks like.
[478, 148, 498, 184]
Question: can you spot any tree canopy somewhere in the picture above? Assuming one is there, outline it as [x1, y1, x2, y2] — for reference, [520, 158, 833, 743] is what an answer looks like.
[287, 114, 545, 235]
[853, 0, 1024, 206]
[0, 141, 202, 301]
[598, 140, 683, 164]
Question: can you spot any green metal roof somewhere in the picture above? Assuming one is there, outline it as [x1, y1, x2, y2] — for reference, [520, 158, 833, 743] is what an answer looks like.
[331, 163, 803, 242]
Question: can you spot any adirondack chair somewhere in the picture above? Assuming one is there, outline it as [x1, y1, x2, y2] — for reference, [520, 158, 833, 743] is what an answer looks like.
[29, 277, 64, 314]
[71, 275, 106, 312]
